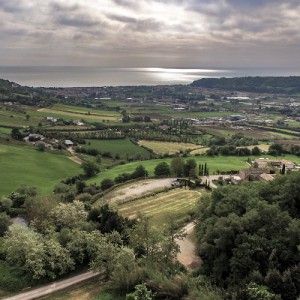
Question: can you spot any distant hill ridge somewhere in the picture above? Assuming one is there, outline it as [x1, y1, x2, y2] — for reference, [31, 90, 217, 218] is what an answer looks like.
[0, 78, 21, 93]
[191, 76, 300, 94]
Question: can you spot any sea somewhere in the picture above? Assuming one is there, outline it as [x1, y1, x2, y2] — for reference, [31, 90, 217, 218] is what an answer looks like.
[1, 66, 300, 88]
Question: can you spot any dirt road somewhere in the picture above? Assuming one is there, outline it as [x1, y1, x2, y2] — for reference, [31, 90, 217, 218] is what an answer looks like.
[177, 222, 202, 269]
[2, 271, 100, 300]
[66, 147, 83, 165]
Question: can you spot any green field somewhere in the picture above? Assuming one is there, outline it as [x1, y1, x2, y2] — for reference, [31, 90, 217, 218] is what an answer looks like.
[86, 155, 252, 184]
[53, 104, 120, 117]
[86, 153, 300, 185]
[85, 139, 150, 159]
[30, 109, 120, 124]
[0, 143, 81, 196]
[0, 108, 45, 128]
[118, 189, 201, 227]
[138, 140, 202, 155]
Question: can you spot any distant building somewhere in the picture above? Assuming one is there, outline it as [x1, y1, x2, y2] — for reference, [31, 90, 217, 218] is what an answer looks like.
[64, 140, 74, 147]
[28, 133, 44, 142]
[231, 175, 242, 184]
[239, 168, 269, 181]
[46, 116, 57, 122]
[259, 173, 275, 182]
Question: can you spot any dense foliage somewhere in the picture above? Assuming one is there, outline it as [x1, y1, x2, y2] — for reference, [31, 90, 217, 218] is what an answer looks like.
[195, 172, 300, 299]
[191, 76, 300, 94]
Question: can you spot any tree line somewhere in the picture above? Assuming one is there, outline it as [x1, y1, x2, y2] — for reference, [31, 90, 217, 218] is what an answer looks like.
[195, 171, 300, 299]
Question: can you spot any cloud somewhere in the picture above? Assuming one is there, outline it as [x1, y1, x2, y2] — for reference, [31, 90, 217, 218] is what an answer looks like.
[0, 0, 299, 69]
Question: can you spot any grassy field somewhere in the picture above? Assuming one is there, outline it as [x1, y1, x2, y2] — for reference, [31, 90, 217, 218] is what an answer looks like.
[31, 108, 120, 123]
[118, 189, 201, 227]
[85, 139, 150, 159]
[138, 140, 202, 155]
[53, 104, 120, 117]
[86, 155, 252, 184]
[0, 108, 45, 128]
[86, 153, 300, 185]
[0, 143, 81, 196]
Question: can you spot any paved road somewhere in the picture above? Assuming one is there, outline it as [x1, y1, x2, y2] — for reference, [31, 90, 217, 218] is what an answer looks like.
[3, 271, 100, 300]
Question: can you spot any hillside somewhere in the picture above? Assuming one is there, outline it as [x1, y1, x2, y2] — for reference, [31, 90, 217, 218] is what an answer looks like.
[191, 76, 300, 94]
[0, 78, 51, 105]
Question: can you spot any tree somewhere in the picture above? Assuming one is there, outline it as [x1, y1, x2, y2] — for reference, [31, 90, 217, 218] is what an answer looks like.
[195, 174, 300, 298]
[184, 159, 197, 177]
[81, 161, 99, 178]
[76, 180, 86, 194]
[24, 195, 58, 231]
[251, 146, 262, 156]
[37, 142, 45, 151]
[0, 212, 12, 236]
[132, 165, 148, 179]
[50, 200, 88, 230]
[268, 144, 284, 156]
[126, 283, 154, 300]
[101, 178, 115, 191]
[281, 164, 286, 175]
[0, 197, 12, 213]
[3, 225, 74, 279]
[11, 128, 22, 140]
[170, 157, 185, 177]
[154, 162, 170, 177]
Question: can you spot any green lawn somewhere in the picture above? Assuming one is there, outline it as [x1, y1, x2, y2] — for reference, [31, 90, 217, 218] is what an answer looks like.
[85, 139, 150, 159]
[0, 143, 81, 196]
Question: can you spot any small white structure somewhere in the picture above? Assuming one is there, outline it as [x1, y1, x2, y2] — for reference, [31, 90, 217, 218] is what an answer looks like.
[65, 140, 74, 147]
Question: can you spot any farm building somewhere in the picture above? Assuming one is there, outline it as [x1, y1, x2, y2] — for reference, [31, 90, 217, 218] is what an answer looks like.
[239, 168, 269, 181]
[64, 140, 74, 147]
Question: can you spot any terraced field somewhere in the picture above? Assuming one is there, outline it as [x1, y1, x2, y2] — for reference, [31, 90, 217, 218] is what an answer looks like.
[118, 189, 201, 227]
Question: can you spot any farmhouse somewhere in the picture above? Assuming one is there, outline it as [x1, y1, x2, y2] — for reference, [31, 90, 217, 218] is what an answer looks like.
[253, 158, 296, 170]
[239, 168, 269, 181]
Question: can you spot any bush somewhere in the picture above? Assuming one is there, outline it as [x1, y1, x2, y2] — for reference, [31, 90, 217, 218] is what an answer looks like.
[0, 261, 31, 292]
[101, 179, 115, 191]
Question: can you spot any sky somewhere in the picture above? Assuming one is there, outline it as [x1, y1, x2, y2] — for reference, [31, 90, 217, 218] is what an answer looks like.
[1, 0, 300, 69]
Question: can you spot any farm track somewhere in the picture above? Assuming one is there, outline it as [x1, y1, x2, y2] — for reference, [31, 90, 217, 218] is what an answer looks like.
[2, 271, 100, 300]
[67, 147, 83, 165]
